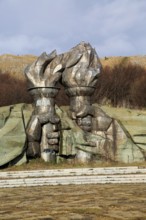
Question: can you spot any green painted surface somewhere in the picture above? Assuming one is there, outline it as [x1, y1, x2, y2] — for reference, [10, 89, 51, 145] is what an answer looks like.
[0, 104, 32, 167]
[99, 104, 146, 148]
[0, 103, 145, 167]
[57, 105, 145, 163]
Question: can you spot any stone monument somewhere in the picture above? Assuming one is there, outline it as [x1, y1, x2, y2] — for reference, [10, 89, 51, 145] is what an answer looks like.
[23, 42, 145, 164]
[25, 42, 102, 162]
[0, 41, 144, 168]
[24, 50, 62, 162]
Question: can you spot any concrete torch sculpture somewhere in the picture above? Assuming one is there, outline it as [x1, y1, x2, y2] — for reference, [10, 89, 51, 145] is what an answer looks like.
[25, 42, 102, 162]
[24, 51, 63, 162]
[0, 42, 144, 167]
[62, 42, 102, 131]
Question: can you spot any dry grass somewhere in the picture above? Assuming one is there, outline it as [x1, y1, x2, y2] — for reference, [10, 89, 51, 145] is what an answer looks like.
[0, 54, 36, 79]
[1, 54, 146, 79]
[0, 71, 32, 106]
[0, 183, 145, 219]
[94, 60, 146, 108]
[1, 54, 146, 107]
[3, 158, 146, 172]
[100, 55, 146, 69]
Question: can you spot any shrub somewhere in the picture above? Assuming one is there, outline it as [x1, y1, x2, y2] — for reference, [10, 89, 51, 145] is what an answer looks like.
[0, 70, 69, 107]
[56, 83, 69, 106]
[130, 75, 146, 108]
[0, 70, 32, 107]
[1, 60, 146, 109]
[93, 60, 146, 109]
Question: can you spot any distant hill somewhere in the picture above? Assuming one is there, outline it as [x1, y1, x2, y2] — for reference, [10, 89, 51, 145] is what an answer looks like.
[100, 55, 146, 68]
[0, 54, 37, 79]
[0, 53, 146, 108]
[0, 54, 146, 79]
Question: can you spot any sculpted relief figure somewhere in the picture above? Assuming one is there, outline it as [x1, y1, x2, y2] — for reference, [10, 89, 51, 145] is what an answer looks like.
[24, 51, 63, 162]
[62, 42, 102, 131]
[25, 42, 102, 162]
[0, 42, 144, 168]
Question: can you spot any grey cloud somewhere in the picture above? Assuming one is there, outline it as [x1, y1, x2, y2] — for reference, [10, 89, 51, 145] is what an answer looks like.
[0, 0, 146, 57]
[0, 35, 56, 55]
[96, 35, 136, 57]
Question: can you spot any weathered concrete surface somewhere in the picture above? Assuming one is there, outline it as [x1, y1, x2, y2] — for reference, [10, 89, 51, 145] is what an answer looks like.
[0, 103, 146, 167]
[0, 105, 11, 128]
[1, 174, 146, 188]
[101, 105, 146, 148]
[0, 167, 146, 188]
[1, 166, 146, 178]
[0, 104, 32, 167]
[58, 105, 145, 163]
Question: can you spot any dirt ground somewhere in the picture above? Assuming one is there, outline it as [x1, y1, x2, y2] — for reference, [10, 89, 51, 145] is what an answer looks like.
[0, 184, 146, 220]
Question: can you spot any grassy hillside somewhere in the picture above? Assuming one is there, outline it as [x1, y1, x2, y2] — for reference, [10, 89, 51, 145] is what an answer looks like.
[1, 54, 146, 78]
[100, 55, 146, 69]
[0, 54, 36, 79]
[0, 54, 146, 108]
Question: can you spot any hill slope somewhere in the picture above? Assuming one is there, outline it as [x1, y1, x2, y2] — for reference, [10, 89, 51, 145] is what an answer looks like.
[0, 54, 37, 79]
[0, 54, 146, 78]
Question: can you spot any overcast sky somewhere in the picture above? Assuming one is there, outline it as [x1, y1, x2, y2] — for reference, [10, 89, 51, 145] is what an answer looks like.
[0, 0, 146, 57]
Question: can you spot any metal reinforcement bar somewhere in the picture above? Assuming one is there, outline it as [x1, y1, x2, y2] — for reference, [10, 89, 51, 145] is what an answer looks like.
[0, 167, 146, 188]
